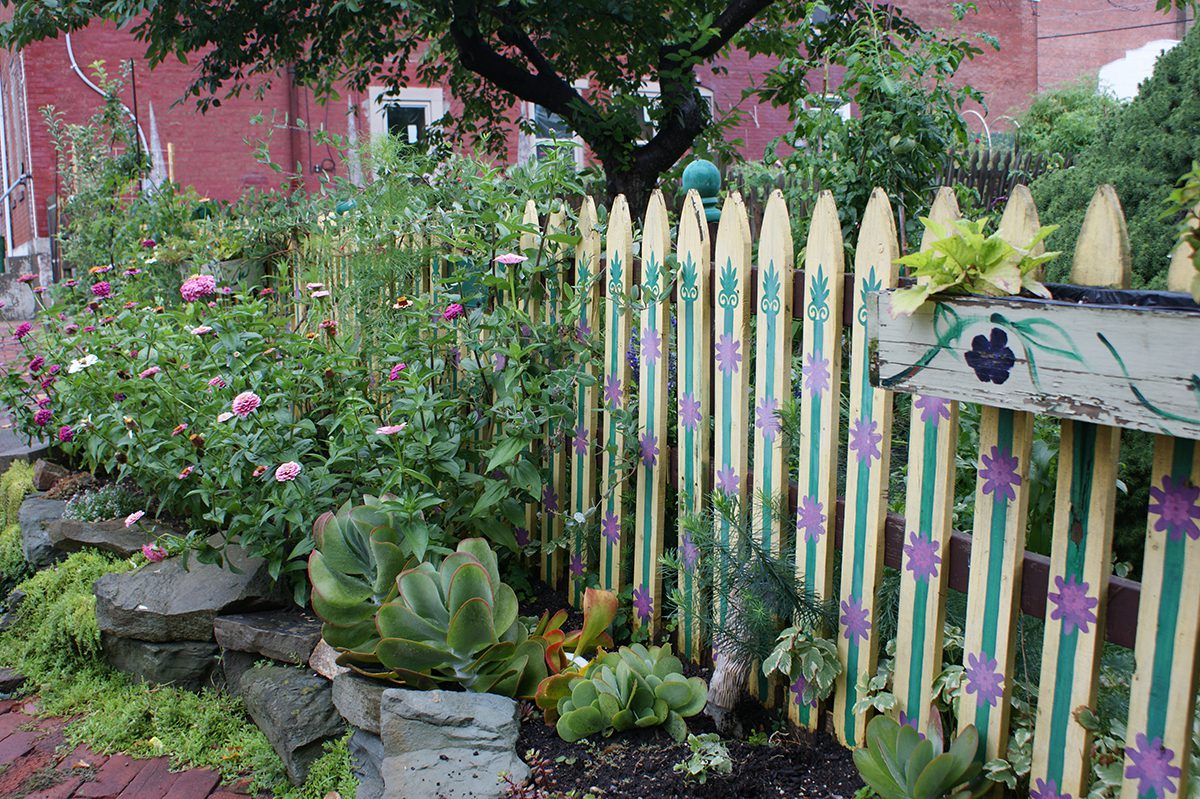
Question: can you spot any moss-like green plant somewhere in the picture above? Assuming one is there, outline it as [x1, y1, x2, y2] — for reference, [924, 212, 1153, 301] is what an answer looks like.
[0, 461, 34, 527]
[853, 716, 988, 799]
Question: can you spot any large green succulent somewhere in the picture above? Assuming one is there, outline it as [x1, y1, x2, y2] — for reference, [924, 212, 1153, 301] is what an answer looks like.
[853, 716, 989, 799]
[538, 643, 708, 743]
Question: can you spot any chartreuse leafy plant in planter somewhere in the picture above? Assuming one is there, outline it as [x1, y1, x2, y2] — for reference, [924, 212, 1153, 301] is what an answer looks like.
[853, 715, 988, 799]
[890, 218, 1061, 317]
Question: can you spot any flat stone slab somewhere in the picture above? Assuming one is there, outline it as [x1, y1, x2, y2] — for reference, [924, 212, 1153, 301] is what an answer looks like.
[94, 547, 283, 642]
[309, 639, 349, 681]
[349, 729, 384, 799]
[101, 633, 220, 690]
[18, 495, 66, 570]
[332, 672, 387, 735]
[47, 518, 154, 558]
[238, 663, 344, 785]
[214, 610, 322, 665]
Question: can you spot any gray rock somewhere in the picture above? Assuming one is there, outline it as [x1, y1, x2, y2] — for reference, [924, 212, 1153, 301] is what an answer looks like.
[31, 460, 70, 491]
[238, 663, 345, 785]
[18, 495, 66, 569]
[214, 610, 322, 665]
[221, 649, 260, 695]
[349, 729, 384, 799]
[309, 639, 349, 681]
[332, 672, 387, 735]
[101, 633, 220, 689]
[48, 518, 153, 558]
[93, 546, 283, 642]
[379, 689, 527, 799]
[0, 666, 26, 693]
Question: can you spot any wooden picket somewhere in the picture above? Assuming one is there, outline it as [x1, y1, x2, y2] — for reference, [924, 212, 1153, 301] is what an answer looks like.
[675, 189, 712, 661]
[600, 196, 633, 596]
[533, 203, 566, 587]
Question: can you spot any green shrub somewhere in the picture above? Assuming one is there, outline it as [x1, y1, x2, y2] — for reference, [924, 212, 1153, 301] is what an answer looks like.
[1015, 77, 1122, 161]
[1030, 26, 1200, 288]
[0, 524, 30, 596]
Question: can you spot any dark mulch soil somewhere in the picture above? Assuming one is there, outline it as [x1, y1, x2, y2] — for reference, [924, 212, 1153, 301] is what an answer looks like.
[514, 581, 863, 798]
[521, 580, 586, 631]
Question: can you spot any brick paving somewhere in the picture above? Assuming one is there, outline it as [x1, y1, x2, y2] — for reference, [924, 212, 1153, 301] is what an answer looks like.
[0, 699, 261, 799]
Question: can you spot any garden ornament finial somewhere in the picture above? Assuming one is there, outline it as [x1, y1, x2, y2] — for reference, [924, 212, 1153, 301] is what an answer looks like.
[682, 159, 721, 222]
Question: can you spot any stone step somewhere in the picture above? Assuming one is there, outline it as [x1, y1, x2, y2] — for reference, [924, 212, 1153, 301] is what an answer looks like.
[213, 609, 321, 665]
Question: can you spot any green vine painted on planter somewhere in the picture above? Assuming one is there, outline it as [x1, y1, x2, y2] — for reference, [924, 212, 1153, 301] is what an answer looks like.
[1097, 332, 1200, 429]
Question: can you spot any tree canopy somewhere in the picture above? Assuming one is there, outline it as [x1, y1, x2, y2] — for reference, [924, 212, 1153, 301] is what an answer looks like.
[0, 0, 941, 214]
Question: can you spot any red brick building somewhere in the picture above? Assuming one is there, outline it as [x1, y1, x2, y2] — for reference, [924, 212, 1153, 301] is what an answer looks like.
[0, 1, 1192, 296]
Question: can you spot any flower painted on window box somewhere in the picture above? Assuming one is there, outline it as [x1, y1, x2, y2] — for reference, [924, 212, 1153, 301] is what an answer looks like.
[716, 467, 739, 498]
[964, 651, 1004, 707]
[1124, 733, 1181, 798]
[803, 353, 830, 396]
[639, 433, 659, 468]
[840, 596, 870, 643]
[632, 585, 653, 622]
[755, 397, 781, 442]
[903, 531, 941, 583]
[679, 392, 701, 431]
[715, 334, 742, 376]
[1149, 475, 1200, 542]
[848, 416, 882, 463]
[601, 511, 620, 545]
[964, 328, 1016, 384]
[980, 446, 1021, 502]
[1048, 574, 1098, 634]
[914, 394, 951, 424]
[796, 495, 826, 543]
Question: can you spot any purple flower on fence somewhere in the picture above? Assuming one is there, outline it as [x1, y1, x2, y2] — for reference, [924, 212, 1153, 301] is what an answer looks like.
[680, 532, 700, 572]
[577, 321, 592, 341]
[796, 495, 826, 543]
[789, 676, 815, 707]
[840, 596, 871, 644]
[980, 446, 1021, 503]
[603, 375, 623, 408]
[903, 531, 941, 583]
[964, 651, 1004, 707]
[1124, 733, 1181, 798]
[641, 326, 662, 365]
[602, 511, 621, 545]
[1149, 475, 1200, 542]
[632, 585, 653, 622]
[1048, 574, 1099, 634]
[639, 433, 659, 468]
[715, 334, 742, 376]
[514, 527, 530, 546]
[755, 397, 781, 442]
[569, 554, 585, 577]
[571, 424, 589, 456]
[716, 467, 740, 498]
[914, 394, 951, 424]
[848, 416, 883, 463]
[679, 392, 701, 431]
[1031, 778, 1072, 799]
[803, 353, 831, 396]
[964, 328, 1016, 384]
[542, 485, 559, 513]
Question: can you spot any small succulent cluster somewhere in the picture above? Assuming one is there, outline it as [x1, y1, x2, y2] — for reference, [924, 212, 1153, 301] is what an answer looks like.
[535, 643, 707, 743]
[853, 715, 988, 799]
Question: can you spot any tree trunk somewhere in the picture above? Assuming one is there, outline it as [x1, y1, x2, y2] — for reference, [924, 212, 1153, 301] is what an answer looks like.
[604, 165, 657, 223]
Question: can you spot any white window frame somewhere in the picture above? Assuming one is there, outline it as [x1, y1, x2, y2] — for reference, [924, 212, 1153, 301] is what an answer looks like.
[366, 86, 445, 144]
[636, 81, 715, 146]
[522, 80, 588, 166]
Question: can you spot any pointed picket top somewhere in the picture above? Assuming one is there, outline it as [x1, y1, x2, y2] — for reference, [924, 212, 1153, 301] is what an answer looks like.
[600, 196, 634, 595]
[891, 192, 963, 735]
[633, 189, 672, 636]
[790, 189, 841, 727]
[1072, 185, 1131, 289]
[568, 197, 601, 607]
[997, 185, 1045, 258]
[675, 189, 712, 661]
[833, 187, 899, 746]
[711, 191, 752, 640]
[1167, 203, 1198, 293]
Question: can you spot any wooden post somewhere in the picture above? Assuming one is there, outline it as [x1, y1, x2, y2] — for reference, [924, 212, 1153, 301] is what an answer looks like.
[600, 197, 633, 595]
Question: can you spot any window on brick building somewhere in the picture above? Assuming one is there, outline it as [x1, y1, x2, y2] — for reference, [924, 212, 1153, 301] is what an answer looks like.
[367, 87, 445, 146]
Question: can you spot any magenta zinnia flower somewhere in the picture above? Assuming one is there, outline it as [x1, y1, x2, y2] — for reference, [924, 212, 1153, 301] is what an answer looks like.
[28, 356, 44, 372]
[16, 273, 35, 284]
[208, 376, 226, 389]
[388, 363, 407, 381]
[13, 322, 32, 340]
[33, 408, 52, 427]
[180, 274, 217, 302]
[142, 543, 167, 562]
[91, 281, 112, 298]
[139, 366, 161, 379]
[275, 461, 302, 482]
[58, 425, 74, 443]
[191, 325, 213, 336]
[442, 303, 465, 321]
[231, 391, 261, 418]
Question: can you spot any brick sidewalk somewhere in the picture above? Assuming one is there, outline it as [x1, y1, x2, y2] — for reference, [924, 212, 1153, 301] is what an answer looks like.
[0, 698, 262, 799]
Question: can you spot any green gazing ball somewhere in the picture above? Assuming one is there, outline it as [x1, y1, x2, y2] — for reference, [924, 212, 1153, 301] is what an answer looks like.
[681, 159, 721, 221]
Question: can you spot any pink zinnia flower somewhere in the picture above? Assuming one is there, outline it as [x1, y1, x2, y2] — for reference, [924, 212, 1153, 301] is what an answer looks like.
[139, 366, 162, 379]
[306, 282, 325, 290]
[171, 423, 188, 436]
[142, 543, 167, 562]
[180, 274, 217, 302]
[29, 356, 44, 372]
[33, 287, 45, 295]
[83, 325, 96, 333]
[48, 364, 60, 375]
[123, 301, 137, 309]
[274, 461, 302, 482]
[64, 280, 78, 288]
[13, 322, 32, 340]
[311, 290, 330, 299]
[494, 253, 528, 265]
[124, 268, 142, 277]
[91, 281, 112, 298]
[259, 288, 276, 296]
[125, 511, 145, 528]
[231, 391, 261, 417]
[178, 466, 194, 480]
[191, 325, 213, 335]
[375, 424, 407, 435]
[33, 408, 52, 427]
[388, 363, 407, 381]
[442, 303, 465, 321]
[58, 425, 74, 443]
[16, 273, 35, 283]
[208, 376, 226, 389]
[64, 324, 79, 334]
[141, 239, 157, 248]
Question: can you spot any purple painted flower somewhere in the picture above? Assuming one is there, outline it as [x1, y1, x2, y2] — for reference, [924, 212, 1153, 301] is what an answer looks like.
[715, 334, 742, 376]
[679, 392, 701, 431]
[1048, 574, 1099, 634]
[632, 585, 653, 622]
[602, 511, 621, 545]
[542, 485, 559, 513]
[964, 651, 1004, 707]
[964, 328, 1016, 385]
[680, 532, 699, 571]
[639, 433, 659, 467]
[570, 554, 585, 577]
[1149, 476, 1200, 542]
[803, 353, 830, 396]
[755, 397, 781, 442]
[980, 446, 1021, 502]
[603, 375, 623, 407]
[1125, 733, 1181, 798]
[840, 596, 871, 643]
[789, 676, 815, 707]
[914, 394, 951, 424]
[848, 416, 883, 463]
[796, 495, 826, 543]
[903, 531, 941, 583]
[576, 322, 592, 341]
[514, 526, 530, 546]
[571, 424, 589, 456]
[1031, 778, 1072, 799]
[641, 326, 662, 365]
[716, 467, 739, 498]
